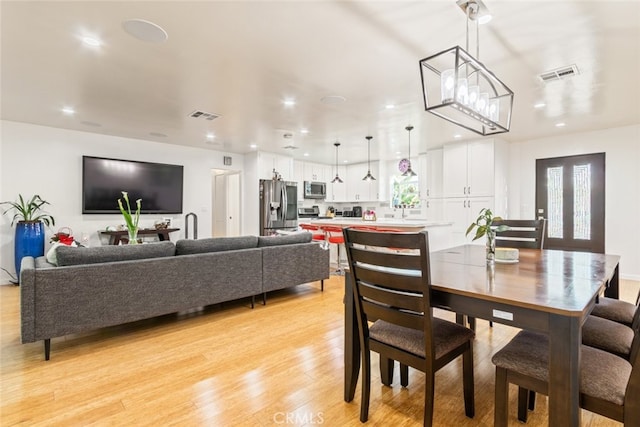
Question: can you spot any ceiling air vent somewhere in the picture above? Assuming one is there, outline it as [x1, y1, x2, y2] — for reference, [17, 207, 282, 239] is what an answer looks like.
[189, 110, 220, 121]
[538, 64, 580, 83]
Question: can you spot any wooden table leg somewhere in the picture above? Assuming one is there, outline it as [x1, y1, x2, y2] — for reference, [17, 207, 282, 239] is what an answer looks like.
[604, 263, 619, 299]
[344, 271, 360, 402]
[548, 313, 581, 427]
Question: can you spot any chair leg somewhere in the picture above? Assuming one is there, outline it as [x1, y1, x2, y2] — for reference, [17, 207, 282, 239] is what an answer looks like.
[423, 371, 436, 427]
[262, 292, 266, 305]
[462, 346, 475, 418]
[360, 350, 371, 422]
[468, 316, 477, 331]
[44, 339, 51, 361]
[380, 356, 394, 386]
[400, 363, 409, 387]
[517, 387, 529, 422]
[250, 295, 255, 309]
[494, 367, 508, 427]
[528, 390, 536, 410]
[489, 321, 494, 328]
[321, 279, 324, 291]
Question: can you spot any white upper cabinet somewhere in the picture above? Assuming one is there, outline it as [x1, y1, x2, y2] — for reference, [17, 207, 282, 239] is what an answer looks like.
[443, 139, 501, 198]
[326, 165, 347, 202]
[420, 149, 443, 199]
[293, 160, 305, 200]
[345, 162, 380, 201]
[303, 162, 331, 182]
[258, 152, 293, 181]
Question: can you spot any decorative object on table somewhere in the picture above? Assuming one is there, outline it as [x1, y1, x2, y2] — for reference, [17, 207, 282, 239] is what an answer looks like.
[362, 210, 377, 221]
[400, 125, 416, 176]
[50, 227, 75, 245]
[494, 247, 519, 263]
[1, 194, 55, 282]
[154, 220, 169, 230]
[419, 0, 514, 136]
[117, 191, 141, 245]
[362, 136, 376, 181]
[465, 208, 508, 264]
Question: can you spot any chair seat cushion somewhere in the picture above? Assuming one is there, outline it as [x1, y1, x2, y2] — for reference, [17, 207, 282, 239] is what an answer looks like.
[582, 315, 634, 359]
[492, 330, 631, 406]
[590, 297, 637, 327]
[369, 317, 474, 360]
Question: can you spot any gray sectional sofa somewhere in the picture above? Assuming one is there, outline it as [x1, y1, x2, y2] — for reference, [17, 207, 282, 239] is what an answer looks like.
[20, 233, 330, 360]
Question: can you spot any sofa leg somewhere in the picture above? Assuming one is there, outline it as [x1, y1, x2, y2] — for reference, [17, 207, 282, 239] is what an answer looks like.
[44, 339, 51, 361]
[321, 280, 324, 291]
[262, 292, 267, 305]
[251, 295, 255, 309]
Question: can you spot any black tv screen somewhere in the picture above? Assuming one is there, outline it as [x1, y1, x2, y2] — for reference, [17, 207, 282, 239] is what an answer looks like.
[82, 156, 184, 214]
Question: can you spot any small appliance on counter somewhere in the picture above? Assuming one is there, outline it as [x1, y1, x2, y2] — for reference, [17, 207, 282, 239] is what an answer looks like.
[298, 205, 334, 220]
[352, 206, 362, 217]
[342, 209, 354, 217]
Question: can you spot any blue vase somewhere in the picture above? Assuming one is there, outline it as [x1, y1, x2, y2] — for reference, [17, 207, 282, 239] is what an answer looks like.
[14, 221, 45, 282]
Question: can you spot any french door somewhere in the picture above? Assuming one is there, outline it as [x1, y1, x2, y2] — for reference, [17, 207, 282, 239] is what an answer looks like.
[535, 153, 605, 253]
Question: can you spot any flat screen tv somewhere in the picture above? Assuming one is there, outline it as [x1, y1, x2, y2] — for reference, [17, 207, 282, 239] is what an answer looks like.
[82, 156, 184, 214]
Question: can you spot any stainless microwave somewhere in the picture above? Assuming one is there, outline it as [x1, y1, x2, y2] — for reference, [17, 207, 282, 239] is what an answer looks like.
[304, 181, 326, 199]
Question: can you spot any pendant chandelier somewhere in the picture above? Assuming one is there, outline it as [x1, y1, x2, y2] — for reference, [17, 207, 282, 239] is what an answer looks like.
[402, 125, 417, 177]
[362, 135, 376, 181]
[419, 0, 514, 136]
[331, 141, 344, 183]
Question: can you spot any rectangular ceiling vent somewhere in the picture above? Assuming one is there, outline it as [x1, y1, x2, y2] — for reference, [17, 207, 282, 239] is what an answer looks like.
[189, 110, 220, 121]
[283, 145, 299, 150]
[538, 64, 580, 83]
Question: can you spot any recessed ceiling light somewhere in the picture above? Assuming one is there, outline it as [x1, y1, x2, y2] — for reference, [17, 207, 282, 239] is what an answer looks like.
[62, 107, 75, 115]
[453, 134, 462, 139]
[320, 95, 346, 105]
[478, 14, 493, 25]
[343, 160, 349, 163]
[395, 151, 402, 155]
[122, 19, 168, 43]
[300, 129, 309, 134]
[534, 102, 546, 109]
[250, 144, 258, 149]
[206, 133, 215, 140]
[385, 104, 395, 109]
[82, 36, 102, 47]
[303, 153, 310, 157]
[555, 122, 566, 127]
[283, 99, 296, 107]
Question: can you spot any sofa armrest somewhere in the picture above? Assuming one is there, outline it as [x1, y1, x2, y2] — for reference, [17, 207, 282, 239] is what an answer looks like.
[20, 257, 37, 343]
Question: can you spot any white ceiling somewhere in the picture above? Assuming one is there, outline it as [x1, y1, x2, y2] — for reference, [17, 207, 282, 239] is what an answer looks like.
[2, 1, 639, 165]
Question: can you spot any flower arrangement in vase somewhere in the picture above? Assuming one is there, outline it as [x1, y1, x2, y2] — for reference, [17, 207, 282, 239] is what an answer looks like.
[117, 191, 141, 244]
[466, 208, 508, 264]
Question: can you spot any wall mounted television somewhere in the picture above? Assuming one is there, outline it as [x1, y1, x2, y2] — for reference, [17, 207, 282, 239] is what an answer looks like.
[82, 156, 184, 214]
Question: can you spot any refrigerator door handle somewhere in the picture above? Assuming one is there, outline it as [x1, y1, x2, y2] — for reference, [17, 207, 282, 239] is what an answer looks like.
[282, 184, 287, 222]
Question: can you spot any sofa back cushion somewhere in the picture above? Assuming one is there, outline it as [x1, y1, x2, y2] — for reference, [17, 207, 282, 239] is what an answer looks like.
[56, 241, 176, 266]
[257, 232, 312, 247]
[175, 236, 259, 255]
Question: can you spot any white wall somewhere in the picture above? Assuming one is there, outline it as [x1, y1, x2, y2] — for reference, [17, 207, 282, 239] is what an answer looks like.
[508, 124, 640, 280]
[0, 120, 243, 282]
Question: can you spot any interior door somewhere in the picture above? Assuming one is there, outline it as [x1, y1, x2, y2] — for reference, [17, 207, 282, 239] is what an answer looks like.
[535, 153, 605, 252]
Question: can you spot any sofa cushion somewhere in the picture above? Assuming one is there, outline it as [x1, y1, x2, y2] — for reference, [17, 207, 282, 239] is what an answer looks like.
[175, 236, 259, 255]
[56, 241, 176, 266]
[257, 232, 312, 247]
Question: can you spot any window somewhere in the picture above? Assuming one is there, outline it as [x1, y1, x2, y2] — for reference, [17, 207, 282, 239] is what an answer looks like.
[391, 175, 420, 208]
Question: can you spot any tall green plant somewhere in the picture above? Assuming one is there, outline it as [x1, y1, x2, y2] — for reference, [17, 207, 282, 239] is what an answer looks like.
[0, 194, 55, 226]
[117, 191, 141, 233]
[465, 208, 507, 240]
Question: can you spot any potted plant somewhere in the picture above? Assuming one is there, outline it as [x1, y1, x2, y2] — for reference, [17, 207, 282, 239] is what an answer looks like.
[117, 191, 141, 244]
[466, 208, 508, 264]
[1, 194, 55, 281]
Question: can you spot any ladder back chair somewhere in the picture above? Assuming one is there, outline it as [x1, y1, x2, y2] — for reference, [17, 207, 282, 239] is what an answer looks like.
[492, 219, 546, 249]
[342, 228, 475, 426]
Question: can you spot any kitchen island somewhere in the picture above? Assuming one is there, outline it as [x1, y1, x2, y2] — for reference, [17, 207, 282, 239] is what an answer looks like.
[302, 218, 452, 252]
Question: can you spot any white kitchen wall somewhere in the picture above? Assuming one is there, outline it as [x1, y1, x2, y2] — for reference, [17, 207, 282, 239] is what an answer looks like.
[508, 124, 640, 280]
[0, 121, 243, 282]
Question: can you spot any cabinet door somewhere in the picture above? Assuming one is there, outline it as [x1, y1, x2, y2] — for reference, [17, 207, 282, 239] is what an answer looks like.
[258, 152, 276, 180]
[346, 163, 367, 201]
[327, 165, 347, 202]
[444, 198, 470, 247]
[443, 142, 468, 197]
[275, 155, 293, 181]
[293, 160, 305, 200]
[424, 198, 444, 221]
[467, 140, 494, 197]
[425, 149, 444, 198]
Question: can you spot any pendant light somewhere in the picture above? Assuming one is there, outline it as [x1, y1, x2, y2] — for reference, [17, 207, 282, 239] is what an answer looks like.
[331, 141, 344, 183]
[362, 135, 376, 181]
[402, 125, 417, 177]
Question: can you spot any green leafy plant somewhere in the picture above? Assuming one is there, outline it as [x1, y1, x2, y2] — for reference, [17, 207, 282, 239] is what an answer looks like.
[117, 191, 141, 235]
[465, 208, 507, 241]
[0, 194, 55, 226]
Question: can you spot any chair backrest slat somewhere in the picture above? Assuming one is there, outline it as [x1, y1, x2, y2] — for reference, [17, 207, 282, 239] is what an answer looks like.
[359, 282, 424, 313]
[353, 264, 424, 293]
[362, 299, 424, 331]
[492, 219, 546, 249]
[348, 246, 421, 270]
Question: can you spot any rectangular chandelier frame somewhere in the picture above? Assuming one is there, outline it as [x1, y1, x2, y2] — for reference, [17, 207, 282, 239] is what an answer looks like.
[419, 45, 514, 136]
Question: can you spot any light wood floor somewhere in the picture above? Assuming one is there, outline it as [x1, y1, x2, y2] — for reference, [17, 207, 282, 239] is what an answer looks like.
[1, 277, 637, 426]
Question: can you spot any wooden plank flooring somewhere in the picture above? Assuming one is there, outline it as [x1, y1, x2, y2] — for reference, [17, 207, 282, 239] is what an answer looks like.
[1, 277, 637, 426]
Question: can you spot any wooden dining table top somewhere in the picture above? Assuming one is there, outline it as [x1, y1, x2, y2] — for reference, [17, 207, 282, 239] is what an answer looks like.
[428, 245, 621, 316]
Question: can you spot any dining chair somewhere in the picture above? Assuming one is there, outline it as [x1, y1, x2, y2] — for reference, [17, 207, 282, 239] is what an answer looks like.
[582, 314, 638, 360]
[591, 289, 640, 330]
[342, 228, 475, 426]
[492, 328, 640, 426]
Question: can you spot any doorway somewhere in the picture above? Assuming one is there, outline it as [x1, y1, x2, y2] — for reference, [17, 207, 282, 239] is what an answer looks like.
[535, 153, 605, 252]
[212, 170, 241, 237]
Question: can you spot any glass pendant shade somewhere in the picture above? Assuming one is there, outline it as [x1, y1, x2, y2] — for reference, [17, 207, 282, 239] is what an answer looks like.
[331, 141, 343, 183]
[362, 136, 376, 181]
[419, 0, 514, 136]
[402, 125, 417, 177]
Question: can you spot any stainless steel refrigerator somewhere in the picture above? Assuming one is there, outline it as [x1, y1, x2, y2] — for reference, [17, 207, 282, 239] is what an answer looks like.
[259, 179, 298, 236]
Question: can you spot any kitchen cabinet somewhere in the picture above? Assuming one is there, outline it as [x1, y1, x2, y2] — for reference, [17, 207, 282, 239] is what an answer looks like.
[326, 165, 347, 202]
[424, 149, 443, 198]
[303, 162, 331, 182]
[345, 161, 380, 201]
[445, 196, 494, 246]
[443, 140, 496, 198]
[257, 152, 293, 181]
[424, 198, 444, 221]
[293, 160, 305, 200]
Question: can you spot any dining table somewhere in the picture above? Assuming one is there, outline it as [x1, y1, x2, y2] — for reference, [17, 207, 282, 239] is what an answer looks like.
[343, 244, 621, 427]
